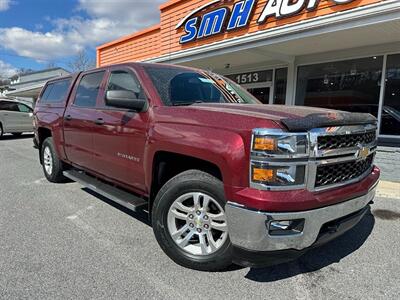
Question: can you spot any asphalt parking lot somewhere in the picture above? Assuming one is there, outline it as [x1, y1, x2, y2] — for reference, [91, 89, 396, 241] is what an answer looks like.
[0, 135, 399, 299]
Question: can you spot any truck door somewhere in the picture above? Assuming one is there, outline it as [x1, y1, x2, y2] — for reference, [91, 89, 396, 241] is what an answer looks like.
[91, 68, 149, 193]
[63, 71, 106, 171]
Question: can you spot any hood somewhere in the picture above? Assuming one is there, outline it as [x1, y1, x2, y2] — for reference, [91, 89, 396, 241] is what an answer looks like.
[189, 104, 377, 132]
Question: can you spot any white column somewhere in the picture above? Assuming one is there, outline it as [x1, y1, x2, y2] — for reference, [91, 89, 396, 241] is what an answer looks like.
[377, 54, 388, 136]
[285, 59, 296, 105]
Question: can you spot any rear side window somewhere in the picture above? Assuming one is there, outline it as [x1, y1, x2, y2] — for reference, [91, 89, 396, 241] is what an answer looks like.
[74, 71, 105, 107]
[0, 101, 19, 111]
[41, 79, 71, 103]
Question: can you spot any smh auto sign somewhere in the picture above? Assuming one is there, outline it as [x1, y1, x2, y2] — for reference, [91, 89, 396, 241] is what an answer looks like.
[176, 0, 355, 44]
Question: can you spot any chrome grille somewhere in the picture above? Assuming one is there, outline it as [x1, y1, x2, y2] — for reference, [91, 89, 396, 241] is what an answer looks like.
[317, 131, 376, 150]
[249, 125, 377, 192]
[315, 155, 374, 188]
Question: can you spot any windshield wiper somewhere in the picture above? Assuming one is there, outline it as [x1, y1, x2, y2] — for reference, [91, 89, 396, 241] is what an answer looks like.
[172, 100, 205, 106]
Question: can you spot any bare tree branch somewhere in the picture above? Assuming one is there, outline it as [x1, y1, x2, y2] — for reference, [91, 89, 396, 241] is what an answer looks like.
[68, 50, 96, 72]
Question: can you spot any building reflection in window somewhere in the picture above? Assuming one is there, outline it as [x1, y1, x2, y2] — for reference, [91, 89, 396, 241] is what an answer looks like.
[295, 56, 383, 118]
[274, 68, 288, 105]
[381, 54, 400, 136]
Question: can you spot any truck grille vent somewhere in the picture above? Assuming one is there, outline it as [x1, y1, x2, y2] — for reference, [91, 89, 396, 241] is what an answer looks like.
[315, 155, 374, 187]
[317, 131, 376, 150]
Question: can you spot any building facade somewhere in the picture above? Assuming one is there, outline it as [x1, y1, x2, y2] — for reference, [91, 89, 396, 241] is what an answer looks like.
[97, 0, 400, 143]
[5, 68, 70, 104]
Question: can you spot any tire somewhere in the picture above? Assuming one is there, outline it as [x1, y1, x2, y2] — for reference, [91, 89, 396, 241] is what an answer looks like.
[41, 137, 66, 183]
[12, 133, 22, 137]
[0, 123, 3, 138]
[152, 170, 233, 271]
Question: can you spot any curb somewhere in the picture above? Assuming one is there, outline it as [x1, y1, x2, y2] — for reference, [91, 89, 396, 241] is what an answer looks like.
[376, 181, 400, 199]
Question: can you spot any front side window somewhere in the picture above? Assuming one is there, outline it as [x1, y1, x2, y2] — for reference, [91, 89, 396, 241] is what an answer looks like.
[74, 71, 105, 107]
[41, 79, 71, 103]
[295, 56, 383, 117]
[144, 66, 260, 106]
[107, 70, 145, 99]
[17, 103, 32, 113]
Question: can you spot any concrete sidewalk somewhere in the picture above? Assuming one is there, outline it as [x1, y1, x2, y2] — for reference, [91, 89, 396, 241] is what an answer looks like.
[375, 147, 400, 199]
[376, 147, 400, 182]
[377, 181, 400, 199]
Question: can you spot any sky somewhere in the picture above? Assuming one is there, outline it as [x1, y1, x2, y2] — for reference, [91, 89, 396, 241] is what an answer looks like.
[0, 0, 165, 76]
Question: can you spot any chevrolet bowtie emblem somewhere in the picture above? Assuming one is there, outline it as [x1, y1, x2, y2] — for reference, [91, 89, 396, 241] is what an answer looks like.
[357, 146, 369, 160]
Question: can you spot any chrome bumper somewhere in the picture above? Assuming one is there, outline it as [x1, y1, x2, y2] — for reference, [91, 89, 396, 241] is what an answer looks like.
[225, 185, 376, 252]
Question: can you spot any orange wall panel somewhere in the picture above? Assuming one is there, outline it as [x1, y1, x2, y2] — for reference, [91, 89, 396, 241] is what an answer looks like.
[98, 26, 161, 67]
[98, 0, 386, 66]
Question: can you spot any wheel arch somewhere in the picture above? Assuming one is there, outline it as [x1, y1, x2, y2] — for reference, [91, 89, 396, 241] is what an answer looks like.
[148, 151, 224, 214]
[37, 127, 52, 164]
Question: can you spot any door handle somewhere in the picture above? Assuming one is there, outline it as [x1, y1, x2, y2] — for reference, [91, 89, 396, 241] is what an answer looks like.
[64, 115, 72, 121]
[95, 118, 105, 125]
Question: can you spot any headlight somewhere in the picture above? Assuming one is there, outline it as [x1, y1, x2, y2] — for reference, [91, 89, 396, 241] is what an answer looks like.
[251, 162, 306, 186]
[250, 129, 308, 189]
[252, 131, 308, 156]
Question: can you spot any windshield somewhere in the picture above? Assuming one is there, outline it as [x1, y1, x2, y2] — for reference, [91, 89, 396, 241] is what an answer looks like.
[143, 66, 261, 106]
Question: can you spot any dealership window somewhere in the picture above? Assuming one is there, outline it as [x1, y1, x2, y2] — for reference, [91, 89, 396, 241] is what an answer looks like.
[380, 54, 400, 136]
[274, 68, 288, 105]
[295, 56, 383, 117]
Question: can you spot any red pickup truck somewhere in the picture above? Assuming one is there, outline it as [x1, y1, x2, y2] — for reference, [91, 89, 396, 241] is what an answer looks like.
[34, 63, 379, 271]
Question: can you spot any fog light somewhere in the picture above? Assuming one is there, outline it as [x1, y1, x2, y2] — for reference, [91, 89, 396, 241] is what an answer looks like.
[252, 167, 274, 182]
[268, 219, 305, 236]
[251, 163, 306, 186]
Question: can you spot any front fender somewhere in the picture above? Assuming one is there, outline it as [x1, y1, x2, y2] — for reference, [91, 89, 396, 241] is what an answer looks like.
[145, 123, 250, 189]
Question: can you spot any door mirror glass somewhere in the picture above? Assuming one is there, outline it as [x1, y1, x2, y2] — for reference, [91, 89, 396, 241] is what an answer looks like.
[105, 90, 146, 111]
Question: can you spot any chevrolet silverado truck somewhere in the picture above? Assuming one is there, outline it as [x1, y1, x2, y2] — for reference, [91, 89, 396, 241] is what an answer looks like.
[34, 63, 379, 271]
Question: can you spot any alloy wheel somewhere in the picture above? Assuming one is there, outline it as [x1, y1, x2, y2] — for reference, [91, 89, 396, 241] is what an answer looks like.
[43, 146, 53, 175]
[167, 192, 228, 256]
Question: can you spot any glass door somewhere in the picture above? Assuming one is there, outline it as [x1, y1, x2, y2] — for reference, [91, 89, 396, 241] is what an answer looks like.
[247, 87, 271, 104]
[244, 81, 273, 104]
[225, 70, 275, 105]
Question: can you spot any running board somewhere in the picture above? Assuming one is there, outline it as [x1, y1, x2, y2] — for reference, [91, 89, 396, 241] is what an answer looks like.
[63, 170, 147, 211]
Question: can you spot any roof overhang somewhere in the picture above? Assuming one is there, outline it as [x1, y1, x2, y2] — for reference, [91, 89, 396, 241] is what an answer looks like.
[5, 83, 44, 98]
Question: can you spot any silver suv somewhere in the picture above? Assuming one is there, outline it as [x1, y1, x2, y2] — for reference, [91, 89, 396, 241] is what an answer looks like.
[0, 99, 34, 137]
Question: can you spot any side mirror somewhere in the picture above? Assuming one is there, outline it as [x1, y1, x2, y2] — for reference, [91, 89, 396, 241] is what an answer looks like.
[105, 90, 147, 111]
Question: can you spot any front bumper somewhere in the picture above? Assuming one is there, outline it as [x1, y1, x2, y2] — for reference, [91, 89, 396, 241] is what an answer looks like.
[226, 184, 377, 265]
